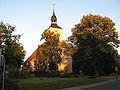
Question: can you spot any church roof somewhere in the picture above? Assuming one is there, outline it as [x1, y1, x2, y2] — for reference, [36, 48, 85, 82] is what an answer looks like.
[27, 48, 38, 60]
[50, 24, 62, 29]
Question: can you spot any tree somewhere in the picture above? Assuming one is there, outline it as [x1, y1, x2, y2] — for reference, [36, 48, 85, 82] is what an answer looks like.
[36, 36, 74, 73]
[116, 54, 120, 73]
[35, 46, 48, 71]
[0, 21, 26, 68]
[69, 14, 120, 76]
[36, 29, 62, 72]
[60, 40, 75, 56]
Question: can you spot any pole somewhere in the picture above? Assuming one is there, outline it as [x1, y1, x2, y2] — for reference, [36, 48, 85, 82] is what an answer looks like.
[2, 55, 5, 90]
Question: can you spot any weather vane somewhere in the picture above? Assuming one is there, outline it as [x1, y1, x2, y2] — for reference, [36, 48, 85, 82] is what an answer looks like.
[53, 3, 55, 8]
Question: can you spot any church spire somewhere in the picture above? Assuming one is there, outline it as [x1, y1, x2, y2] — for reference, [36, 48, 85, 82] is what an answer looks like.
[50, 8, 62, 29]
[53, 8, 55, 16]
[51, 8, 57, 24]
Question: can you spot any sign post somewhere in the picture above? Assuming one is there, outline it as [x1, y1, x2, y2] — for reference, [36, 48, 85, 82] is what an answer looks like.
[0, 48, 3, 74]
[115, 66, 118, 78]
[0, 48, 5, 90]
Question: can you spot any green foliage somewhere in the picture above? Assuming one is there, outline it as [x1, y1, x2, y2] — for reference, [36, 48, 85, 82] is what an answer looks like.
[116, 55, 120, 65]
[0, 77, 19, 90]
[34, 70, 60, 77]
[69, 14, 120, 76]
[116, 55, 120, 74]
[60, 40, 75, 56]
[0, 21, 26, 68]
[36, 29, 62, 72]
[70, 14, 119, 47]
[35, 29, 73, 74]
[40, 30, 62, 64]
[60, 73, 79, 78]
[46, 71, 60, 77]
[8, 68, 30, 79]
[34, 69, 47, 77]
[72, 46, 117, 76]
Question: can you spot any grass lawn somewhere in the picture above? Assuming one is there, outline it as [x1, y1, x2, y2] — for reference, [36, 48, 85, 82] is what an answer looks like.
[16, 76, 115, 90]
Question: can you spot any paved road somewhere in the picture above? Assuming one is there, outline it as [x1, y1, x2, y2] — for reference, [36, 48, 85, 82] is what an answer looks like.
[86, 80, 120, 90]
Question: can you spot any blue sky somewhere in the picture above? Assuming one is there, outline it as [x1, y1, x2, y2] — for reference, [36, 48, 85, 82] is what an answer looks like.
[0, 0, 120, 60]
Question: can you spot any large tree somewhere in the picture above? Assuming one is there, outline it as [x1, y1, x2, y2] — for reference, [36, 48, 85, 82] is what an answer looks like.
[36, 29, 62, 72]
[36, 35, 74, 73]
[69, 14, 120, 76]
[0, 21, 26, 68]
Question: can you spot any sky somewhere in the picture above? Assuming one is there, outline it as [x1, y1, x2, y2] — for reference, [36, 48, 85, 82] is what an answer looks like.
[0, 0, 120, 60]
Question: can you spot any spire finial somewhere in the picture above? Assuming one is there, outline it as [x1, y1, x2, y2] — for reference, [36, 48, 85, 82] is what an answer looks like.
[53, 4, 55, 15]
[51, 3, 57, 23]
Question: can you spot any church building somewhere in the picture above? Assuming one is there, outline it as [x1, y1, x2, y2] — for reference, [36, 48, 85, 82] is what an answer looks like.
[26, 9, 72, 73]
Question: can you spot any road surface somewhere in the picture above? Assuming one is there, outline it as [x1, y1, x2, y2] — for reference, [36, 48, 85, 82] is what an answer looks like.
[86, 80, 120, 90]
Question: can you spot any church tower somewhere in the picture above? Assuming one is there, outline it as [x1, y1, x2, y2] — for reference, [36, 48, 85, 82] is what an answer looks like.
[48, 9, 63, 42]
[26, 8, 72, 73]
[48, 9, 72, 73]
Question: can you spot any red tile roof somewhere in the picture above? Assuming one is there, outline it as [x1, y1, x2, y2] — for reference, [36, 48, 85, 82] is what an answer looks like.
[28, 48, 38, 60]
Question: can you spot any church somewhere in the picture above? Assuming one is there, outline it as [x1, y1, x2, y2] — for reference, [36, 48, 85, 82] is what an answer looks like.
[26, 9, 72, 73]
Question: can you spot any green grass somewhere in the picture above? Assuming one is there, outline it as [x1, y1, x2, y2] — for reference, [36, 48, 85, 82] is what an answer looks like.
[16, 77, 114, 90]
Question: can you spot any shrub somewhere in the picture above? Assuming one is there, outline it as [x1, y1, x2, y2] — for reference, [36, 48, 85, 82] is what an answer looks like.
[60, 73, 79, 78]
[0, 77, 19, 90]
[34, 70, 46, 77]
[8, 68, 30, 79]
[34, 70, 61, 77]
[45, 71, 60, 77]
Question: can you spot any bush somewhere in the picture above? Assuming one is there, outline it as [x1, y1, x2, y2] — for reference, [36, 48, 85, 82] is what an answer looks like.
[34, 70, 60, 77]
[45, 71, 60, 77]
[0, 77, 19, 90]
[60, 73, 79, 78]
[34, 70, 46, 77]
[8, 68, 30, 79]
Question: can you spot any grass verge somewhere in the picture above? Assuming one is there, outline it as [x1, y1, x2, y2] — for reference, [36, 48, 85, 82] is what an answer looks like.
[17, 76, 115, 90]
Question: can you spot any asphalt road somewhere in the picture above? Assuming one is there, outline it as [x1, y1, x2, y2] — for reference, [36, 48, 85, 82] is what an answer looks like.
[86, 80, 120, 90]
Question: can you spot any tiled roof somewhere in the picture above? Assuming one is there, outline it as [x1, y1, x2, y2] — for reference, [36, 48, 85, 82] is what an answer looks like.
[28, 48, 38, 60]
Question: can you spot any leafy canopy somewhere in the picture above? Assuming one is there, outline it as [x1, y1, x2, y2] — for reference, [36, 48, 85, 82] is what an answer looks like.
[69, 14, 119, 76]
[36, 29, 62, 72]
[0, 21, 26, 68]
[70, 14, 119, 48]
